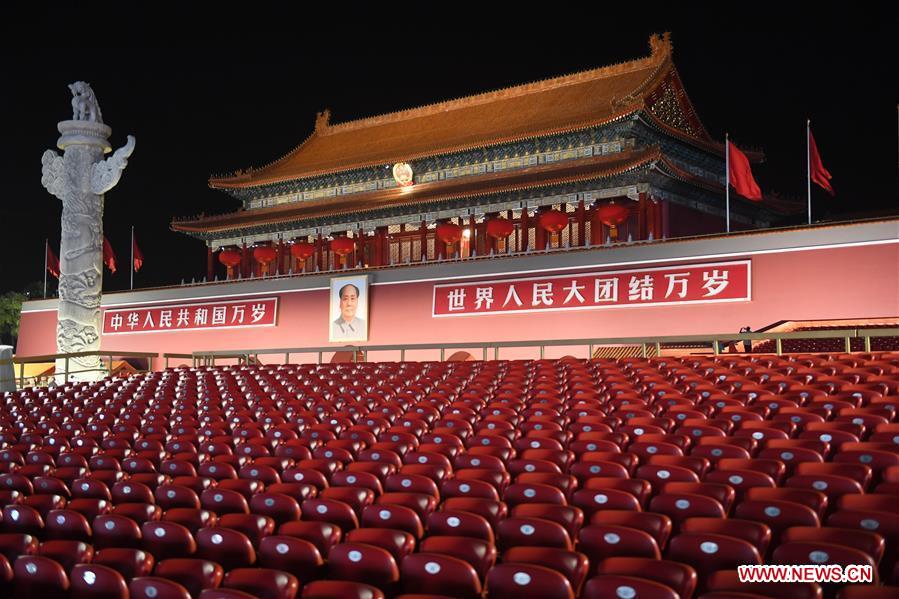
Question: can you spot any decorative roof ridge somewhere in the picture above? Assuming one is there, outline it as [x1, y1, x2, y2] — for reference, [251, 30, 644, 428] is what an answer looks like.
[319, 33, 672, 137]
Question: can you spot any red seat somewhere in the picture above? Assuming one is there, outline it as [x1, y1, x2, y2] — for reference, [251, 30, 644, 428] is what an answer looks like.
[572, 488, 641, 519]
[582, 478, 651, 508]
[221, 567, 299, 599]
[440, 498, 508, 530]
[217, 513, 275, 547]
[503, 547, 590, 595]
[734, 499, 820, 542]
[162, 508, 218, 535]
[299, 580, 385, 599]
[665, 532, 761, 586]
[681, 517, 772, 556]
[112, 481, 155, 504]
[0, 533, 39, 564]
[278, 521, 342, 558]
[426, 511, 494, 543]
[70, 563, 129, 599]
[201, 488, 250, 515]
[441, 478, 501, 501]
[13, 555, 70, 596]
[346, 528, 416, 563]
[745, 486, 829, 518]
[45, 508, 92, 542]
[498, 516, 572, 550]
[195, 527, 256, 570]
[1, 505, 44, 537]
[332, 471, 384, 495]
[249, 492, 301, 526]
[301, 498, 359, 531]
[400, 552, 482, 599]
[257, 535, 325, 581]
[93, 514, 142, 549]
[577, 524, 661, 564]
[589, 510, 672, 549]
[502, 483, 567, 507]
[327, 542, 400, 591]
[772, 541, 877, 581]
[648, 493, 726, 529]
[781, 526, 884, 565]
[154, 558, 225, 596]
[141, 521, 197, 560]
[129, 576, 192, 599]
[485, 563, 574, 599]
[363, 502, 425, 537]
[581, 574, 679, 599]
[93, 548, 156, 579]
[594, 557, 697, 599]
[510, 504, 584, 540]
[156, 485, 201, 510]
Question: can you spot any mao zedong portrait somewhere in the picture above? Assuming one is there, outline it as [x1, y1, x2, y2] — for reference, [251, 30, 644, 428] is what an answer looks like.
[332, 283, 366, 340]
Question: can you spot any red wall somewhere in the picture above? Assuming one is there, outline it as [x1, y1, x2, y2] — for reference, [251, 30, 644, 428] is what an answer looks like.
[17, 242, 899, 364]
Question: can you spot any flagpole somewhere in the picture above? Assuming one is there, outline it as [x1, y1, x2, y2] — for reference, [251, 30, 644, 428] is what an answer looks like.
[130, 226, 135, 290]
[807, 119, 812, 225]
[725, 133, 730, 233]
[43, 239, 48, 299]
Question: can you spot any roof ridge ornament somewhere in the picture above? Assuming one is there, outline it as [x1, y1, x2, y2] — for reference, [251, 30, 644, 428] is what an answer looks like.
[315, 109, 331, 133]
[649, 32, 673, 58]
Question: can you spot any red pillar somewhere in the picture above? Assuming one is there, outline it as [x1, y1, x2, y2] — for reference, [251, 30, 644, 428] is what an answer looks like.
[534, 208, 547, 251]
[206, 247, 214, 281]
[241, 243, 249, 278]
[589, 208, 600, 245]
[469, 215, 477, 257]
[316, 234, 324, 272]
[653, 198, 663, 239]
[416, 222, 423, 261]
[576, 200, 586, 247]
[520, 209, 529, 252]
[637, 192, 647, 240]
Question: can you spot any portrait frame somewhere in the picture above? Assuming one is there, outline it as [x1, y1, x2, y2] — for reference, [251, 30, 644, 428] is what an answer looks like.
[329, 274, 370, 342]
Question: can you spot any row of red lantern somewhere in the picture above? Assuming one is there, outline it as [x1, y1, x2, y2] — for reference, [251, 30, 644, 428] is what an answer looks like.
[434, 202, 630, 244]
[218, 238, 353, 272]
[217, 201, 632, 270]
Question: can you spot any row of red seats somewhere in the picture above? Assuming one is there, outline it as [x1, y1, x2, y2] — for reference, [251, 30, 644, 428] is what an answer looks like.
[7, 357, 892, 588]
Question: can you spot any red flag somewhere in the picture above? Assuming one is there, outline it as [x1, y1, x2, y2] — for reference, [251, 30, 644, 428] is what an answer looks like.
[132, 232, 144, 272]
[46, 244, 60, 279]
[809, 128, 835, 195]
[727, 141, 762, 201]
[103, 236, 117, 274]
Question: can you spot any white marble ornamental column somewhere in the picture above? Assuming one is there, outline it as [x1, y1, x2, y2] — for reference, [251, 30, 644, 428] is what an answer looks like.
[40, 82, 135, 381]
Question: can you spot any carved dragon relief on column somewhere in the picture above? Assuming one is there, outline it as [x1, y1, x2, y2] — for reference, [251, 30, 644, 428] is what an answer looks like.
[40, 82, 135, 379]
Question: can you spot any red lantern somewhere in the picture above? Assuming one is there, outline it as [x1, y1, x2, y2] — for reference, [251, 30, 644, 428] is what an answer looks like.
[595, 200, 630, 227]
[538, 209, 569, 234]
[290, 240, 315, 261]
[485, 218, 514, 239]
[330, 237, 355, 256]
[253, 245, 277, 265]
[436, 222, 463, 245]
[218, 248, 241, 268]
[218, 247, 242, 279]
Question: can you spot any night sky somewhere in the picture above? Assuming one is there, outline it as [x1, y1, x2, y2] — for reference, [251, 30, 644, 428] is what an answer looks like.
[3, 30, 896, 295]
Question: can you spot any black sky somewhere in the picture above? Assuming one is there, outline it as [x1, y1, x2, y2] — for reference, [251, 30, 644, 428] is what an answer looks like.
[3, 30, 896, 295]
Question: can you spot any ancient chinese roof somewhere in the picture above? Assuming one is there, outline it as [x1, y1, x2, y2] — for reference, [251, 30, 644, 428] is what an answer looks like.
[178, 147, 676, 233]
[208, 33, 712, 191]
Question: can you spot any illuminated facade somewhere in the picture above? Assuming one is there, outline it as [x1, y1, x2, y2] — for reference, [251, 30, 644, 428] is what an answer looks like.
[172, 34, 788, 280]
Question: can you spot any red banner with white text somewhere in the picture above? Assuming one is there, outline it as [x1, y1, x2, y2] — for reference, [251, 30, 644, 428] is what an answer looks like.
[103, 297, 278, 334]
[433, 261, 750, 316]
